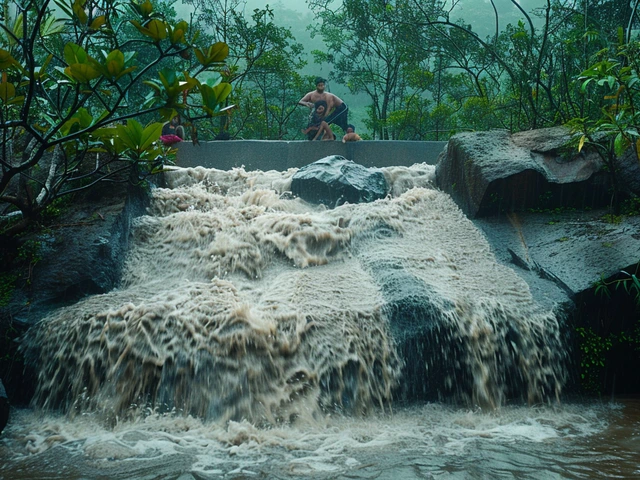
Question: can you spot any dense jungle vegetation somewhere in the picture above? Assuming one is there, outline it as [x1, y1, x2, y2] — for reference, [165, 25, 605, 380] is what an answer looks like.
[1, 0, 640, 236]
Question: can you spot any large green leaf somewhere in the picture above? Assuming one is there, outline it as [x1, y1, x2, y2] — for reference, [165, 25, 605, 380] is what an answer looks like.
[64, 43, 88, 65]
[92, 127, 117, 139]
[614, 132, 628, 157]
[9, 13, 23, 46]
[139, 123, 163, 151]
[143, 79, 163, 94]
[140, 0, 153, 17]
[0, 82, 16, 103]
[212, 82, 232, 103]
[37, 54, 54, 80]
[115, 119, 144, 151]
[168, 21, 188, 44]
[146, 19, 167, 41]
[158, 68, 178, 90]
[66, 63, 100, 83]
[105, 49, 125, 78]
[89, 15, 106, 31]
[194, 42, 229, 66]
[72, 0, 88, 25]
[193, 47, 207, 66]
[207, 42, 229, 62]
[41, 15, 66, 37]
[131, 19, 167, 42]
[113, 120, 163, 156]
[60, 107, 94, 135]
[0, 49, 17, 70]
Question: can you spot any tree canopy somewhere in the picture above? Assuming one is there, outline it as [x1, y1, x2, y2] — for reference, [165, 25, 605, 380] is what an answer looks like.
[0, 0, 232, 237]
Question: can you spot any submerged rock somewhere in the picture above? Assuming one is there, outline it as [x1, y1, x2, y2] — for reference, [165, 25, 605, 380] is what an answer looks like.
[291, 155, 388, 207]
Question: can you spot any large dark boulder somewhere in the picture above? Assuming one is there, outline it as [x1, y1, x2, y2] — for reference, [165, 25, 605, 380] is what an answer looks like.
[291, 155, 388, 207]
[1, 183, 148, 326]
[435, 127, 612, 217]
[368, 259, 465, 401]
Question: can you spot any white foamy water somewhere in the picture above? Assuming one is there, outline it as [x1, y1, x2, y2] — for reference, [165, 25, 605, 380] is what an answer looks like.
[4, 163, 640, 478]
[21, 163, 566, 421]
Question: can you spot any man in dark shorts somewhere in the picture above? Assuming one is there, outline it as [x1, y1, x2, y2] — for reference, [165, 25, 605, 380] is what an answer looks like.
[298, 77, 349, 134]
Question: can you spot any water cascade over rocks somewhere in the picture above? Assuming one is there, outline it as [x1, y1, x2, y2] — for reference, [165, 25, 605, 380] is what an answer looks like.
[21, 163, 568, 423]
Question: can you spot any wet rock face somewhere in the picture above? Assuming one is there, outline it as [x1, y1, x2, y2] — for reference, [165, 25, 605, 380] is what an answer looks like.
[0, 378, 8, 434]
[291, 156, 389, 207]
[616, 146, 640, 197]
[1, 184, 148, 327]
[435, 128, 612, 217]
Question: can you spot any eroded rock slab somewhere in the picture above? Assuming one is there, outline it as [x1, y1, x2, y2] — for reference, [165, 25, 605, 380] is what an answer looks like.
[473, 209, 640, 299]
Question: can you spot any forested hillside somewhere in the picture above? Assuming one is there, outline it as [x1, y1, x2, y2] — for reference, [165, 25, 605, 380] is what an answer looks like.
[178, 0, 638, 141]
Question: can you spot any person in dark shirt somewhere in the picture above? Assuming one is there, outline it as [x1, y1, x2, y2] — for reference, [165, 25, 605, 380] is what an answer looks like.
[160, 115, 185, 145]
[298, 77, 349, 134]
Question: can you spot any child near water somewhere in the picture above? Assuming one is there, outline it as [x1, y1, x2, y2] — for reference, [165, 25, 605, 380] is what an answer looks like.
[342, 124, 362, 143]
[302, 100, 336, 141]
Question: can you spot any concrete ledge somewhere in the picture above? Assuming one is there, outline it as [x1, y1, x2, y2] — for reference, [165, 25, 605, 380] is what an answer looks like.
[175, 140, 447, 171]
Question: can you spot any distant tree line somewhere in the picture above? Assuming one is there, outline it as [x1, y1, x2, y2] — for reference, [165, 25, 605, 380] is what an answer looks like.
[306, 0, 640, 140]
[181, 0, 640, 141]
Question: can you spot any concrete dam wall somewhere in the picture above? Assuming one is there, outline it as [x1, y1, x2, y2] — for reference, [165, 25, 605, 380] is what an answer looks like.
[174, 140, 448, 171]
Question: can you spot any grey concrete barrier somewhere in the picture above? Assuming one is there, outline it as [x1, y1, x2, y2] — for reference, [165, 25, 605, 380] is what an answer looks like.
[174, 140, 448, 171]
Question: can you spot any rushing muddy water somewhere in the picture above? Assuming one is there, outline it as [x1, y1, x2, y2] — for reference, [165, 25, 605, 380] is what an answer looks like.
[19, 164, 566, 419]
[1, 163, 637, 478]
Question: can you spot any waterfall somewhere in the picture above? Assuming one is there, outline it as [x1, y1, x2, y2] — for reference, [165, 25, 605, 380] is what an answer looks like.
[21, 163, 567, 422]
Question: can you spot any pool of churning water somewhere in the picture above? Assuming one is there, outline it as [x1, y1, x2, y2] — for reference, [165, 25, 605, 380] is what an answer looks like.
[1, 398, 639, 479]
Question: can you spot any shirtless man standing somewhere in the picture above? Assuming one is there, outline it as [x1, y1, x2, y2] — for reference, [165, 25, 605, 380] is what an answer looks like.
[298, 77, 349, 134]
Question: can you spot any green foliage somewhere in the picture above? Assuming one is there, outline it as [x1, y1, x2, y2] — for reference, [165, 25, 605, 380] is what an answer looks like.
[0, 273, 17, 307]
[621, 196, 640, 215]
[0, 0, 233, 238]
[594, 267, 640, 304]
[576, 326, 613, 393]
[576, 312, 640, 394]
[576, 262, 640, 394]
[601, 213, 623, 224]
[568, 40, 640, 212]
[42, 195, 74, 219]
[17, 239, 42, 265]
